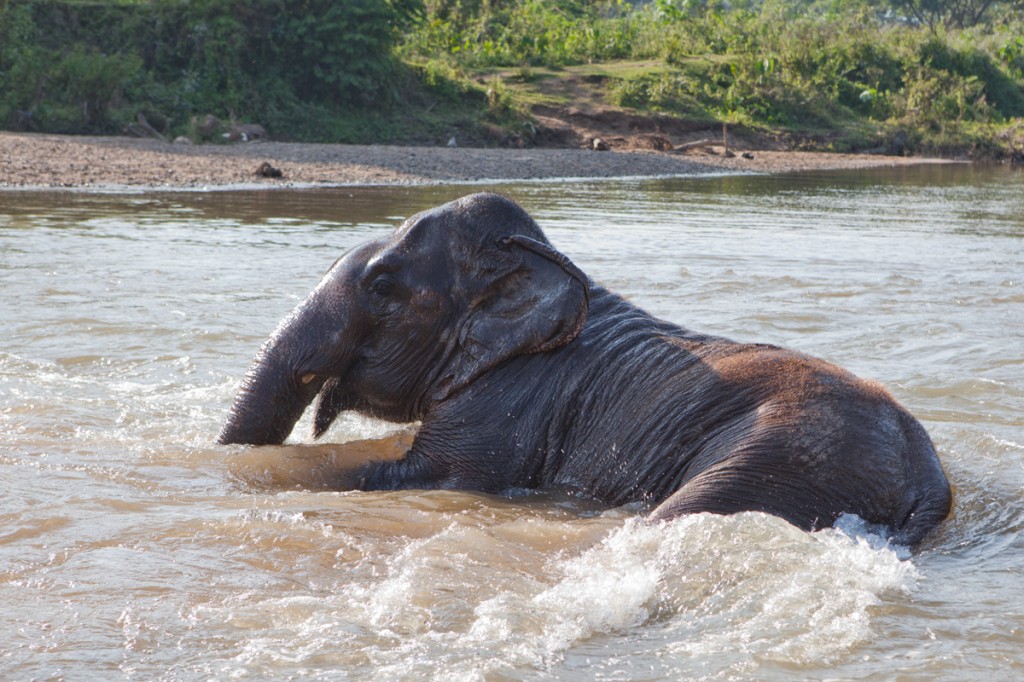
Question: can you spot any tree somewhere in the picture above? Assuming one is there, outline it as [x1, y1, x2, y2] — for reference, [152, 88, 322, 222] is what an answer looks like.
[883, 0, 1024, 30]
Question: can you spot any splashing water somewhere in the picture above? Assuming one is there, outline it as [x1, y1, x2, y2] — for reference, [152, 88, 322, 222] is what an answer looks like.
[177, 508, 917, 680]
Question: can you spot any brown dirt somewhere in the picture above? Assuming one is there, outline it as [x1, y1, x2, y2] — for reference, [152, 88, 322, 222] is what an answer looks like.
[519, 70, 729, 150]
[0, 130, 951, 190]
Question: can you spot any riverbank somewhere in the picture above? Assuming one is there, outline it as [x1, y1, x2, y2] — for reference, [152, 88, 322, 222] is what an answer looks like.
[0, 132, 955, 190]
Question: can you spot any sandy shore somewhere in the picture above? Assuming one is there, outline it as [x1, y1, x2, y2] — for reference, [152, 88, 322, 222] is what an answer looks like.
[0, 131, 952, 189]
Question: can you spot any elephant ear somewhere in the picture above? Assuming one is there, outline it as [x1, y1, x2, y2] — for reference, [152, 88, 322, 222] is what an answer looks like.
[436, 236, 589, 401]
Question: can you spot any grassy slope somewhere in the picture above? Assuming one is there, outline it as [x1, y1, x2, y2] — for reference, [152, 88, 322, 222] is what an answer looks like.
[439, 59, 873, 153]
[393, 2, 1024, 159]
[418, 54, 1024, 159]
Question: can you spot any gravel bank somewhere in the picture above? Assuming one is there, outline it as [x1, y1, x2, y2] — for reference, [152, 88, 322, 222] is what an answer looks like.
[0, 131, 952, 189]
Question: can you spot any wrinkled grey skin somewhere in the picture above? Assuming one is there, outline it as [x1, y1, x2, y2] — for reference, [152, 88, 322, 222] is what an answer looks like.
[219, 192, 952, 545]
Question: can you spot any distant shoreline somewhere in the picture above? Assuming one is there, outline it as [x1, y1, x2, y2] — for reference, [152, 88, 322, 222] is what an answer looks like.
[0, 131, 957, 191]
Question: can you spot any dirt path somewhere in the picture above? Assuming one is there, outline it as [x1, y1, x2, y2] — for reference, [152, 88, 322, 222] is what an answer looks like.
[0, 131, 950, 190]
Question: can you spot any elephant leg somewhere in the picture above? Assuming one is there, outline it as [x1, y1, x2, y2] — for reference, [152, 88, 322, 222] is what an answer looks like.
[648, 467, 945, 545]
[227, 428, 415, 491]
[647, 462, 847, 535]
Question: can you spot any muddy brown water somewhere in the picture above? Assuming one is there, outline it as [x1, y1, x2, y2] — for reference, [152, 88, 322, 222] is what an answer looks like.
[2, 165, 1022, 680]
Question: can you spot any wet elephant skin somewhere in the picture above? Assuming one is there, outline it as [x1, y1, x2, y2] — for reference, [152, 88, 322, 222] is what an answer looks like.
[219, 192, 952, 545]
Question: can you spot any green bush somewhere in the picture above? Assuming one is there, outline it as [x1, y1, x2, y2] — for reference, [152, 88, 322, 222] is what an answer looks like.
[0, 2, 40, 129]
[400, 0, 639, 67]
[46, 45, 143, 133]
[2, 0, 1022, 155]
[916, 36, 1024, 117]
[609, 72, 707, 115]
[0, 0, 424, 137]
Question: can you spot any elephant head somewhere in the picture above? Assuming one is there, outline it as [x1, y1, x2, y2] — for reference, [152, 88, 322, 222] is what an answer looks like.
[218, 193, 589, 446]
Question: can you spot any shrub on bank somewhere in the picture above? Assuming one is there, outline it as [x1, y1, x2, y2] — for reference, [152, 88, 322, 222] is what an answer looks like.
[401, 0, 1024, 157]
[0, 0, 426, 139]
[1, 0, 1022, 156]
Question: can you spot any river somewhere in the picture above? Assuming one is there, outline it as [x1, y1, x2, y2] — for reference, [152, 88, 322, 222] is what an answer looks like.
[1, 164, 1022, 680]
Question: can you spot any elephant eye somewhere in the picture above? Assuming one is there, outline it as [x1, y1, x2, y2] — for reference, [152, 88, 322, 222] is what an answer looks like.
[369, 275, 397, 298]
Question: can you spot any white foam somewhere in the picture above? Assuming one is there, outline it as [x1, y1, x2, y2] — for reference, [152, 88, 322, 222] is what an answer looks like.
[167, 496, 921, 679]
[462, 512, 917, 672]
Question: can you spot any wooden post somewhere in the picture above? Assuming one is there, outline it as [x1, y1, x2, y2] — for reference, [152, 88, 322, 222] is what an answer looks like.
[723, 123, 729, 156]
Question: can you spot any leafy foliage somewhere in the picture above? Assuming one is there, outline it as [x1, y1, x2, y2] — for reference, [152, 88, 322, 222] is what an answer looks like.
[877, 0, 1024, 31]
[0, 0, 425, 138]
[399, 0, 640, 67]
[1, 0, 1022, 156]
[402, 0, 1024, 156]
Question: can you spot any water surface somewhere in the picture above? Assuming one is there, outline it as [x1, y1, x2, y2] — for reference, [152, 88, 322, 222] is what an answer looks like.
[2, 165, 1023, 679]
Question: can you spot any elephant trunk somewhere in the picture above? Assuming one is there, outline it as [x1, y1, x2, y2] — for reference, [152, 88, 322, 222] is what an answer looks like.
[217, 347, 323, 445]
[218, 289, 349, 446]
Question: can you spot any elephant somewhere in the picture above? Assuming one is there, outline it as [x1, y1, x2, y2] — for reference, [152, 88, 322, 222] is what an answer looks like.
[219, 192, 952, 545]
